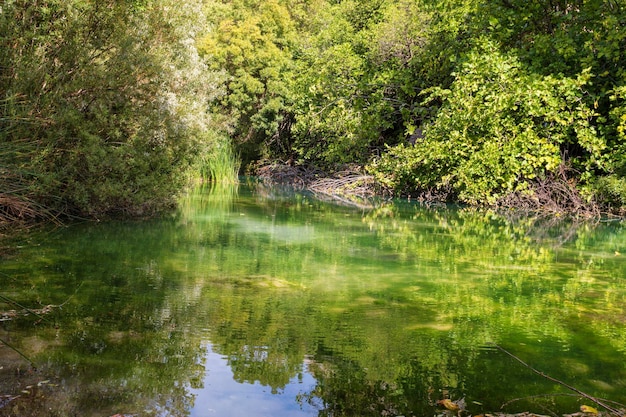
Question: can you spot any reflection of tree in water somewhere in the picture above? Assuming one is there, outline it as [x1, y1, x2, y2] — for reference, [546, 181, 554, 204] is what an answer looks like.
[298, 357, 424, 417]
[204, 285, 313, 392]
[0, 219, 213, 416]
[297, 350, 479, 417]
[1, 299, 207, 417]
[3, 184, 626, 416]
[297, 342, 626, 417]
[301, 356, 418, 417]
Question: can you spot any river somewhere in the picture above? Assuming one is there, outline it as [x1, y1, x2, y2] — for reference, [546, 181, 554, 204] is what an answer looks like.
[1, 181, 625, 416]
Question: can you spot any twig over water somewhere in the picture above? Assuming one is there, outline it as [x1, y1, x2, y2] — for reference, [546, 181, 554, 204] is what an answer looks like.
[489, 343, 624, 417]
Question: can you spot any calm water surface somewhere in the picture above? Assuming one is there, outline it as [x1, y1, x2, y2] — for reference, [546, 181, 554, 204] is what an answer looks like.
[1, 182, 626, 416]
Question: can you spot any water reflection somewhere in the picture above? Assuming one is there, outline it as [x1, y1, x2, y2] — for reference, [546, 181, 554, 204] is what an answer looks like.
[1, 181, 626, 416]
[190, 345, 317, 417]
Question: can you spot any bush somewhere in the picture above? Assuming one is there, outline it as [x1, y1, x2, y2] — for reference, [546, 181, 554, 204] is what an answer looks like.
[369, 39, 603, 205]
[0, 0, 217, 218]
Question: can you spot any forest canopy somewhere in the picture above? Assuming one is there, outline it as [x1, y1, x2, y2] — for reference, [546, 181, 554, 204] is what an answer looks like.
[2, 0, 626, 220]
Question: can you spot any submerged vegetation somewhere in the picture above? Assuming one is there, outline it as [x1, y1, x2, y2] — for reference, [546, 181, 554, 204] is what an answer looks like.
[2, 183, 626, 416]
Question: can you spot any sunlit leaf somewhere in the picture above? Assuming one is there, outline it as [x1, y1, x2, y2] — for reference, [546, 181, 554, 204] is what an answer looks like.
[580, 405, 599, 415]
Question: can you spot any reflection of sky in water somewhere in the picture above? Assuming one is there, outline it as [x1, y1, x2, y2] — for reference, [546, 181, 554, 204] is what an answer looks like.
[190, 345, 318, 417]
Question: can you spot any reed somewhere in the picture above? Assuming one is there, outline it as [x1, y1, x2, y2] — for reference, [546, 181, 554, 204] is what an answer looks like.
[0, 97, 47, 225]
[199, 139, 241, 184]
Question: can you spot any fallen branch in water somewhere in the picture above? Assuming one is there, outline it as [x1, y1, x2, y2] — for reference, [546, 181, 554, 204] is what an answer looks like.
[257, 163, 380, 208]
[490, 343, 625, 417]
[309, 174, 375, 198]
[0, 294, 56, 324]
[495, 164, 601, 219]
[256, 163, 324, 189]
[0, 337, 34, 365]
[309, 172, 377, 209]
[0, 277, 81, 323]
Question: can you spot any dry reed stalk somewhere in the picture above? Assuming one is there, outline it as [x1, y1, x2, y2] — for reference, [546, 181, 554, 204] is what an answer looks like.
[0, 194, 39, 223]
[496, 164, 600, 218]
[257, 163, 380, 208]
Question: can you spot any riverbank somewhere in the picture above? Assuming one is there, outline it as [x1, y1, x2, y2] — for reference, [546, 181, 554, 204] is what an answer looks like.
[256, 162, 618, 219]
[0, 162, 620, 237]
[256, 163, 379, 209]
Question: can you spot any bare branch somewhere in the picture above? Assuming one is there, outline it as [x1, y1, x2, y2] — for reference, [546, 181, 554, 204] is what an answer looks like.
[490, 343, 625, 417]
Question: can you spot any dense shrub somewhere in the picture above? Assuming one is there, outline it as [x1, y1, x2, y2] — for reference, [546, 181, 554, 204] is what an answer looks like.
[368, 40, 603, 205]
[0, 0, 217, 218]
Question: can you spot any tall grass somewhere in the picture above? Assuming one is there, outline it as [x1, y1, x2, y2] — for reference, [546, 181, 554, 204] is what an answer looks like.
[199, 138, 241, 184]
[0, 97, 52, 225]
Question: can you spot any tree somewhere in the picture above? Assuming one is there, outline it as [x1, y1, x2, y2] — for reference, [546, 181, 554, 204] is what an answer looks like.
[198, 0, 298, 166]
[369, 39, 603, 205]
[1, 0, 218, 219]
[365, 0, 626, 212]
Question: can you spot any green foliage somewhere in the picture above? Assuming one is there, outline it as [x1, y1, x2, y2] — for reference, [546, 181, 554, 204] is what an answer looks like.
[461, 0, 626, 209]
[198, 136, 241, 184]
[8, 0, 620, 215]
[594, 174, 626, 210]
[285, 0, 435, 167]
[199, 0, 625, 212]
[1, 0, 218, 218]
[199, 0, 475, 170]
[290, 40, 370, 164]
[473, 0, 626, 81]
[369, 39, 603, 204]
[198, 0, 297, 166]
[590, 85, 626, 211]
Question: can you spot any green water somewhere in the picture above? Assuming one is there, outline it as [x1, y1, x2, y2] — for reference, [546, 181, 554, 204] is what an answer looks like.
[1, 182, 626, 417]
